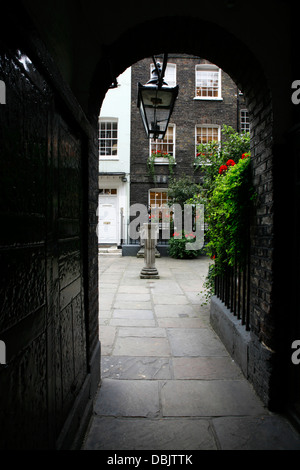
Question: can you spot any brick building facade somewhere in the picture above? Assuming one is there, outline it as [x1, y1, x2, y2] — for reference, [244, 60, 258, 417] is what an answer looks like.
[130, 54, 249, 212]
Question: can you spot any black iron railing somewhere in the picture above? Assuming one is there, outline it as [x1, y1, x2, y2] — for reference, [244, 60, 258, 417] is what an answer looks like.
[122, 221, 170, 246]
[214, 250, 250, 331]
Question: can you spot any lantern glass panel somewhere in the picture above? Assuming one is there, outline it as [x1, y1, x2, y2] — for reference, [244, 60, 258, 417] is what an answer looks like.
[138, 81, 178, 139]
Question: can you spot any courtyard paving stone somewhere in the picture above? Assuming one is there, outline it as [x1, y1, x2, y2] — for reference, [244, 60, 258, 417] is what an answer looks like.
[101, 356, 172, 380]
[94, 379, 160, 417]
[84, 417, 217, 450]
[154, 304, 197, 318]
[83, 254, 300, 450]
[167, 328, 228, 356]
[113, 336, 171, 357]
[112, 309, 154, 319]
[172, 356, 243, 380]
[118, 327, 166, 337]
[212, 416, 300, 450]
[160, 379, 266, 417]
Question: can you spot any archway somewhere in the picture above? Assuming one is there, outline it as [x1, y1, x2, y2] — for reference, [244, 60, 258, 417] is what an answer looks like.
[90, 15, 287, 413]
[1, 3, 298, 448]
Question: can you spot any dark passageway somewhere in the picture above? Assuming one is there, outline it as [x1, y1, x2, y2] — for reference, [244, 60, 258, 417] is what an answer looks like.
[0, 0, 300, 449]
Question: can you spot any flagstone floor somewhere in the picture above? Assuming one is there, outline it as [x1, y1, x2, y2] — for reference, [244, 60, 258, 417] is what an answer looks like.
[82, 255, 300, 450]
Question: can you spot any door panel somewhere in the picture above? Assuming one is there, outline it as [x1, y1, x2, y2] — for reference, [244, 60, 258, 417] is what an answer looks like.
[98, 196, 118, 243]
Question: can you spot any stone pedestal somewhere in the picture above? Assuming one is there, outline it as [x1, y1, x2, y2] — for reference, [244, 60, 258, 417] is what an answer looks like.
[140, 223, 160, 279]
[137, 224, 161, 258]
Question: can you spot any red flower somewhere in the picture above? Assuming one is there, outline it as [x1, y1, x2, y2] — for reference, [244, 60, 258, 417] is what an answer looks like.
[226, 159, 235, 166]
[219, 165, 228, 174]
[241, 153, 249, 159]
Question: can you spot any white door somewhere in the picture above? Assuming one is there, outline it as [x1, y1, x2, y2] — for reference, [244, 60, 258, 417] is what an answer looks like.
[98, 193, 118, 244]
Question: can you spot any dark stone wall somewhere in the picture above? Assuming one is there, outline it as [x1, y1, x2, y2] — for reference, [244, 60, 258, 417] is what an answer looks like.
[0, 27, 99, 449]
[1, 3, 299, 439]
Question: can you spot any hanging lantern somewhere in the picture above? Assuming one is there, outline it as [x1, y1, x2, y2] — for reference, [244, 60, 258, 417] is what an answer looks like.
[137, 56, 179, 140]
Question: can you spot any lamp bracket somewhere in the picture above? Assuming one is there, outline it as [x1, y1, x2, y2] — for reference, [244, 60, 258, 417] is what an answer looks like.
[152, 53, 168, 88]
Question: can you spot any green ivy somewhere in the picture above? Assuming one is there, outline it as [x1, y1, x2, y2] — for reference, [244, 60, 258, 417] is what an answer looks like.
[167, 175, 202, 208]
[194, 125, 250, 198]
[205, 154, 255, 279]
[147, 151, 175, 182]
[168, 230, 203, 259]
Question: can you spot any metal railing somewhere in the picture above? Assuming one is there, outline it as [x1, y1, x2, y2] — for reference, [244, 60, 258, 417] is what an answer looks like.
[214, 252, 250, 331]
[125, 228, 170, 246]
[121, 210, 251, 330]
[120, 213, 172, 245]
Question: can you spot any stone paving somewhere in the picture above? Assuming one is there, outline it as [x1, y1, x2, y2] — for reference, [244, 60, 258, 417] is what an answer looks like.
[82, 254, 300, 450]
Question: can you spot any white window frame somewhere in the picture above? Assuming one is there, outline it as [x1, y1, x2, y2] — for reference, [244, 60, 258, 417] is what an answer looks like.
[195, 124, 221, 145]
[148, 188, 169, 209]
[240, 109, 250, 133]
[99, 188, 118, 195]
[149, 124, 176, 164]
[195, 124, 221, 164]
[194, 64, 222, 101]
[99, 117, 119, 159]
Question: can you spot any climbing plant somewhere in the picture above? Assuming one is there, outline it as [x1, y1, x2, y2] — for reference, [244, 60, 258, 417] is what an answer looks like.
[193, 126, 254, 299]
[147, 150, 175, 182]
[203, 152, 255, 297]
[167, 175, 202, 208]
[194, 125, 250, 198]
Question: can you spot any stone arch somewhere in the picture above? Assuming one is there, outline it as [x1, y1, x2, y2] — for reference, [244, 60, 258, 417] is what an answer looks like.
[1, 3, 297, 449]
[89, 16, 271, 126]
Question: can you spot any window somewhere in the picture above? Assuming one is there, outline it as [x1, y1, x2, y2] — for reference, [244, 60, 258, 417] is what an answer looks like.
[150, 125, 175, 160]
[99, 188, 117, 195]
[196, 125, 220, 145]
[149, 190, 169, 209]
[149, 190, 170, 226]
[195, 125, 220, 162]
[150, 62, 176, 87]
[195, 64, 222, 99]
[240, 109, 250, 133]
[99, 119, 118, 157]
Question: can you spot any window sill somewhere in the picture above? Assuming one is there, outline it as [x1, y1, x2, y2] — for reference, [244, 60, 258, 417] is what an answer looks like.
[153, 158, 176, 165]
[100, 157, 119, 161]
[193, 97, 223, 101]
[194, 162, 212, 167]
